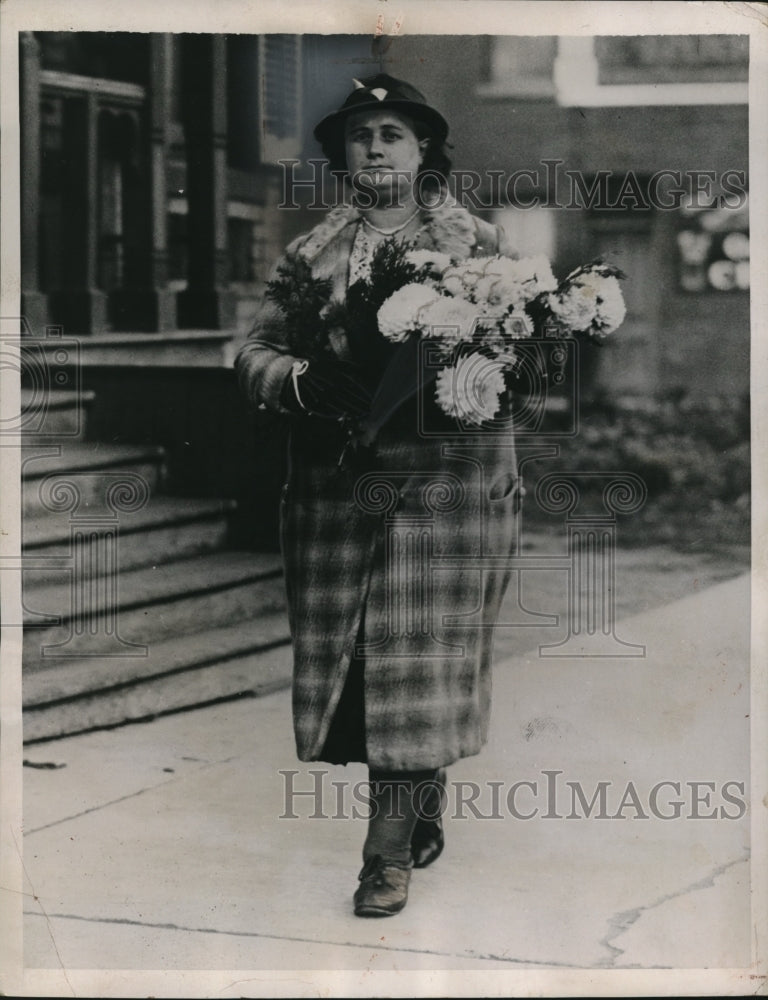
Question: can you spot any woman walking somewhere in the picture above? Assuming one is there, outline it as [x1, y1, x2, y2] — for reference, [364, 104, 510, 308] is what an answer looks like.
[235, 74, 521, 916]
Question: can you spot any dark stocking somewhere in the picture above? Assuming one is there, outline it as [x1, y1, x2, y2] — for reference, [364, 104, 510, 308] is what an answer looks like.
[363, 768, 437, 865]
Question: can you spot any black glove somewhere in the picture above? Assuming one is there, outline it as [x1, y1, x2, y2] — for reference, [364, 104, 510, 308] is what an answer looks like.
[281, 356, 372, 419]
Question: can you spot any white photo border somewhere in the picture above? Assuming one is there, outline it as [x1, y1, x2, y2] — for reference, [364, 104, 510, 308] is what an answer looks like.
[1, 1, 766, 996]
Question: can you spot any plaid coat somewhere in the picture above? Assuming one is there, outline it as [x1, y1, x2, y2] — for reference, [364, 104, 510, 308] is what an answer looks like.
[235, 201, 522, 770]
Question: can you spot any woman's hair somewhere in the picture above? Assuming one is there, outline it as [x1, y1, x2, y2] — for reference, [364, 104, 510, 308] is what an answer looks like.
[319, 113, 453, 195]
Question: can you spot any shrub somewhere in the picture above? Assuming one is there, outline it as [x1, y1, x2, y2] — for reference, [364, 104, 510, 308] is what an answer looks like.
[522, 394, 750, 550]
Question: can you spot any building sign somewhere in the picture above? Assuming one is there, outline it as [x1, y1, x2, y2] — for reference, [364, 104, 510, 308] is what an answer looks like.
[676, 200, 749, 293]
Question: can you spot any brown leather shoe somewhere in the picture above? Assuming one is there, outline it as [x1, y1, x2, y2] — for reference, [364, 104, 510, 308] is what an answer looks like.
[353, 855, 412, 917]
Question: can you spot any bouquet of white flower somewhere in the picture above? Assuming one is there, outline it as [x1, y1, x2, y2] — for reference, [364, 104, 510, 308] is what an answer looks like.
[266, 239, 627, 447]
[543, 261, 628, 339]
[370, 249, 627, 427]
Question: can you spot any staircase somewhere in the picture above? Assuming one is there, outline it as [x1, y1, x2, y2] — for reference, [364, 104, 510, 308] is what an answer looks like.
[21, 388, 292, 744]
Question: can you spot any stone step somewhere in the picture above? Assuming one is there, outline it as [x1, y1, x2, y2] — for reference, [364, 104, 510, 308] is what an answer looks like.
[23, 496, 237, 574]
[21, 441, 167, 515]
[20, 387, 95, 442]
[23, 612, 293, 743]
[22, 550, 286, 661]
[27, 329, 236, 368]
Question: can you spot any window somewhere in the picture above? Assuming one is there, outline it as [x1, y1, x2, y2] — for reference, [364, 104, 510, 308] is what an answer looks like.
[258, 35, 302, 163]
[595, 35, 748, 86]
[477, 36, 557, 98]
[554, 36, 748, 107]
[227, 35, 302, 167]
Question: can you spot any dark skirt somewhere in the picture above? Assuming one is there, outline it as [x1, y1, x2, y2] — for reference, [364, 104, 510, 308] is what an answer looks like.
[319, 650, 367, 765]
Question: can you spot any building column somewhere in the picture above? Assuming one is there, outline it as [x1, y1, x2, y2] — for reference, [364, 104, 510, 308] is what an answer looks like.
[110, 35, 177, 331]
[19, 32, 50, 333]
[177, 35, 236, 330]
[49, 91, 109, 334]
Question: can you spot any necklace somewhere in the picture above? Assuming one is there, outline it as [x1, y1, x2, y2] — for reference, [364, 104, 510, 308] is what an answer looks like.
[361, 206, 420, 236]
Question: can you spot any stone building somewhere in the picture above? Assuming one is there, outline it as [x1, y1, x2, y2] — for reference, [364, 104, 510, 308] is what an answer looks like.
[20, 32, 749, 393]
[17, 32, 749, 740]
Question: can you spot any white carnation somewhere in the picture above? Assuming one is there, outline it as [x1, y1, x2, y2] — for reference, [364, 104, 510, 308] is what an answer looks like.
[419, 295, 480, 346]
[481, 256, 515, 278]
[441, 254, 558, 311]
[546, 283, 598, 332]
[450, 255, 556, 310]
[463, 255, 497, 271]
[547, 273, 627, 335]
[377, 283, 442, 342]
[440, 260, 488, 298]
[434, 352, 506, 425]
[502, 310, 534, 339]
[484, 277, 528, 310]
[592, 274, 627, 335]
[469, 274, 519, 308]
[441, 273, 466, 297]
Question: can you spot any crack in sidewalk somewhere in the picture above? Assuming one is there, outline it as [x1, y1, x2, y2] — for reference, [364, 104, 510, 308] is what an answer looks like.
[23, 910, 586, 969]
[12, 827, 75, 997]
[597, 849, 750, 967]
[24, 755, 240, 835]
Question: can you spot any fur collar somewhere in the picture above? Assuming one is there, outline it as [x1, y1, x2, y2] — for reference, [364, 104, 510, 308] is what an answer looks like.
[295, 204, 359, 262]
[295, 196, 478, 263]
[415, 198, 477, 260]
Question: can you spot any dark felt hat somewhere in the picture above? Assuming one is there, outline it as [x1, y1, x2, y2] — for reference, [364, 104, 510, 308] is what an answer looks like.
[313, 73, 449, 147]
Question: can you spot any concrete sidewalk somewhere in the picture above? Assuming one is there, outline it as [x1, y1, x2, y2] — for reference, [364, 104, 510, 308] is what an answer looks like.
[21, 574, 752, 979]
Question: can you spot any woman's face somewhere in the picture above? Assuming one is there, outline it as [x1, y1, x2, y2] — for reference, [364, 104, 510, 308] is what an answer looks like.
[344, 110, 428, 202]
